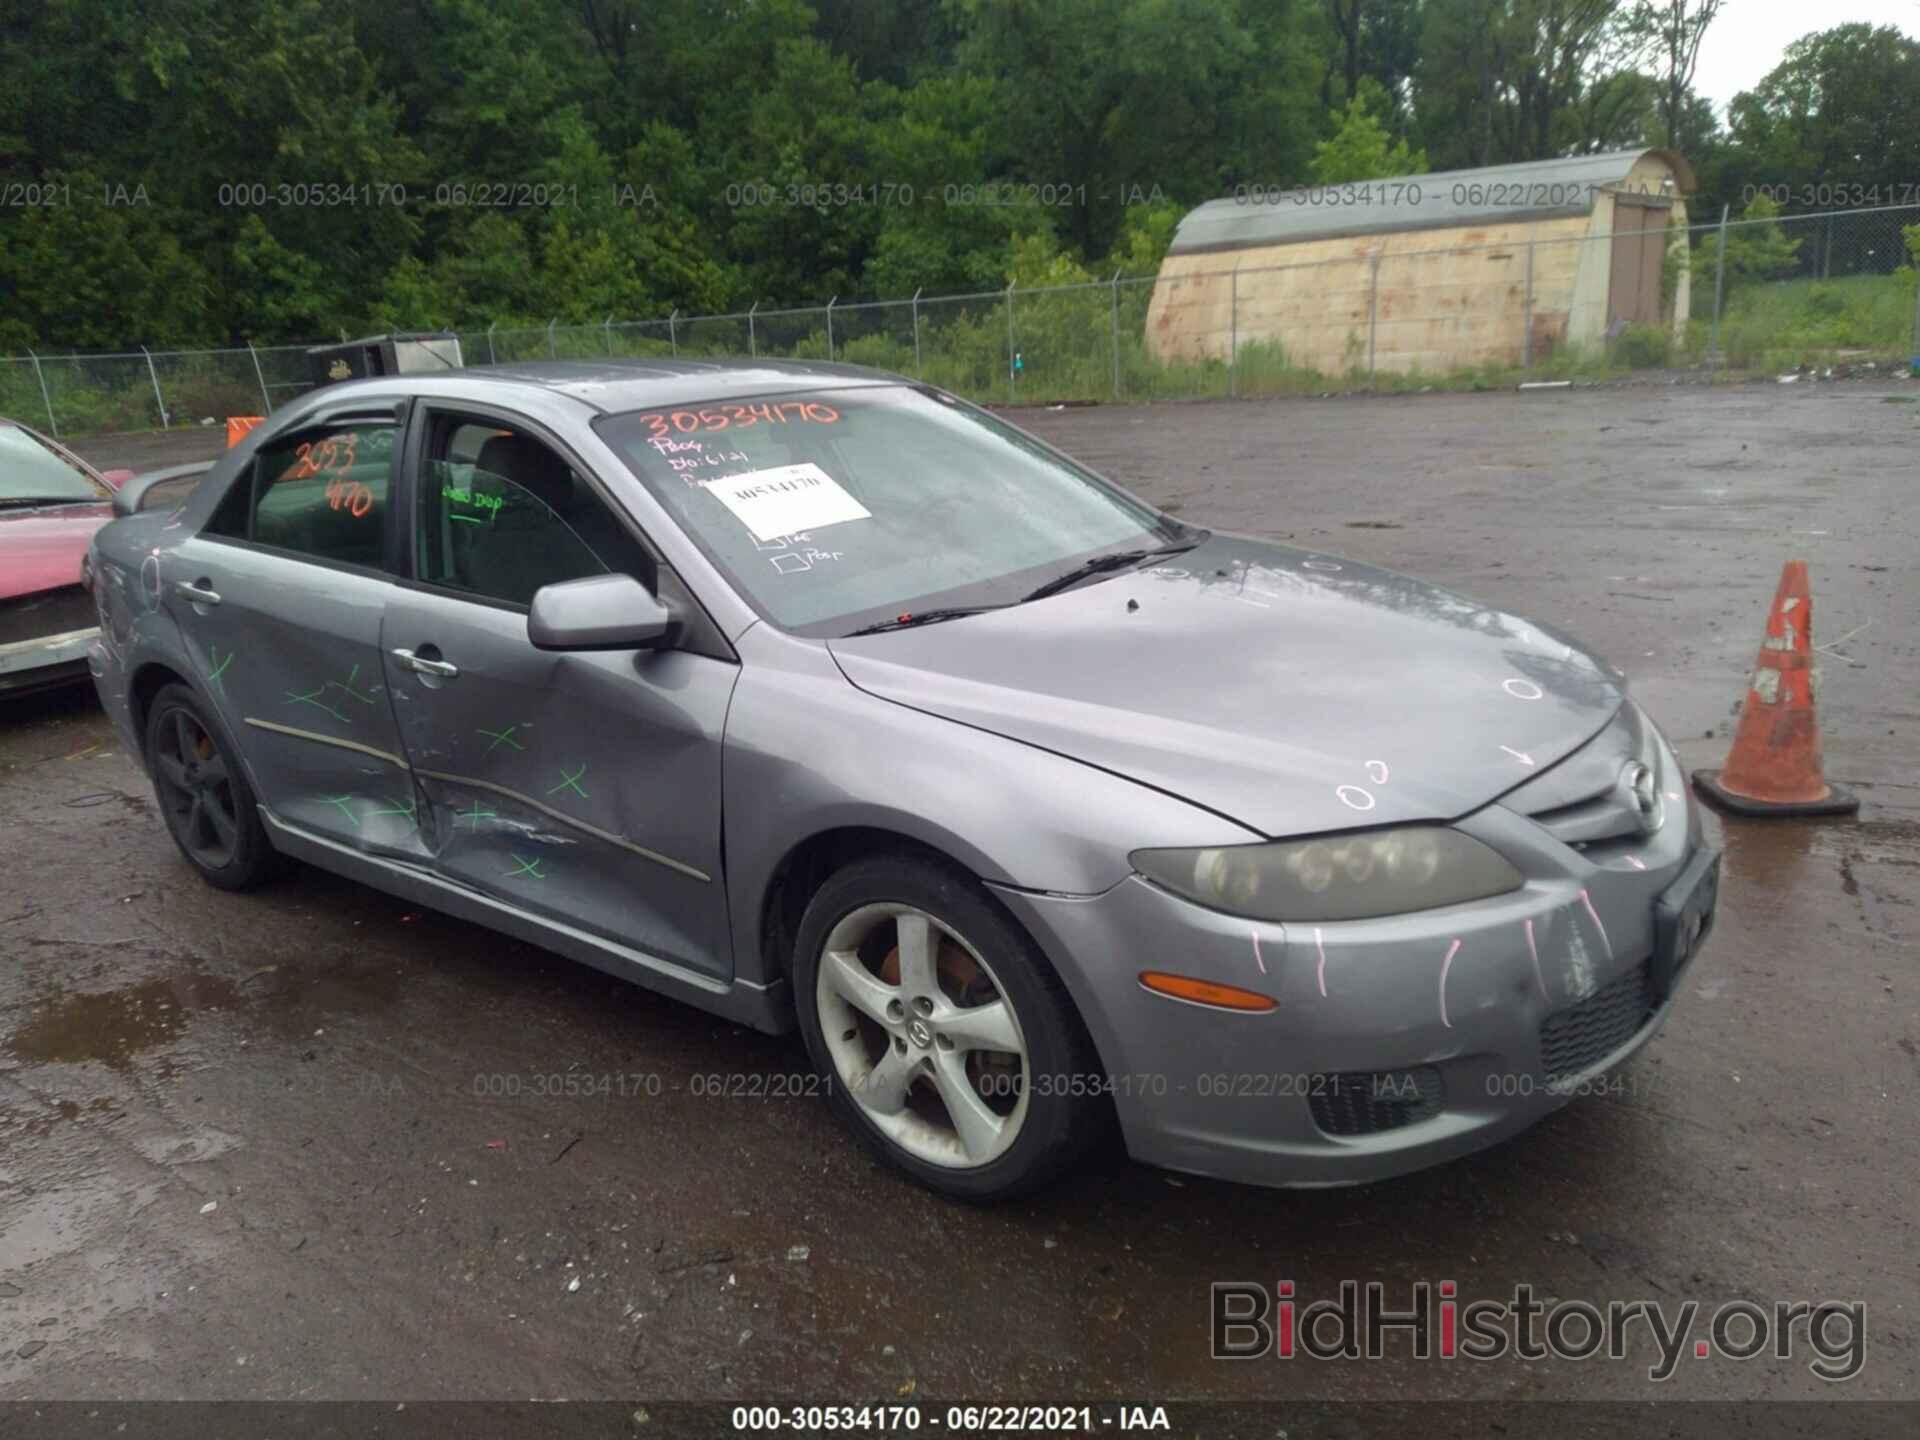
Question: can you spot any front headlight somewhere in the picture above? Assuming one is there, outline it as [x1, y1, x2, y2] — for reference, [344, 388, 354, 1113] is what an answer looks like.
[1131, 827, 1523, 922]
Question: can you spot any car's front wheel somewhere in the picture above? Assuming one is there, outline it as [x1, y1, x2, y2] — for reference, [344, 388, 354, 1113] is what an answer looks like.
[792, 854, 1104, 1200]
[144, 681, 281, 891]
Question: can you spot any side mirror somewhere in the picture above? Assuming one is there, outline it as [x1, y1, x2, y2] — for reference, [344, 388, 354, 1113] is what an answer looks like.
[112, 460, 216, 517]
[528, 573, 674, 652]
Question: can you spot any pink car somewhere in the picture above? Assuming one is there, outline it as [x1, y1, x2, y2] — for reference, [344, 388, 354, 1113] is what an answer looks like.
[0, 419, 135, 695]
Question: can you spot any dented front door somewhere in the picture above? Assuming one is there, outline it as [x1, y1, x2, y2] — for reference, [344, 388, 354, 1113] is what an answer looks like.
[377, 586, 737, 981]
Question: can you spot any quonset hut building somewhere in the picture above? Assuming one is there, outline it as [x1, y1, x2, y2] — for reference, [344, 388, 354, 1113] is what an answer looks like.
[1146, 148, 1695, 377]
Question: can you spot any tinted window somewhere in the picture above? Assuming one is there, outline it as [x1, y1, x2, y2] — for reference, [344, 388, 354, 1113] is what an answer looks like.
[596, 387, 1166, 634]
[211, 422, 396, 568]
[416, 424, 655, 607]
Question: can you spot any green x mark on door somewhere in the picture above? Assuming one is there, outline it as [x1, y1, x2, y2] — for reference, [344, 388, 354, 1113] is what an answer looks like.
[478, 724, 526, 754]
[504, 854, 547, 880]
[547, 763, 589, 800]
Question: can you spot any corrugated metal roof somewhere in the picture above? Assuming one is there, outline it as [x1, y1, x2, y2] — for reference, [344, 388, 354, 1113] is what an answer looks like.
[1168, 148, 1693, 255]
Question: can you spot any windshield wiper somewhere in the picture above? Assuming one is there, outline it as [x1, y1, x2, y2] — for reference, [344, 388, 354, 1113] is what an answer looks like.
[841, 605, 1008, 637]
[1018, 538, 1204, 604]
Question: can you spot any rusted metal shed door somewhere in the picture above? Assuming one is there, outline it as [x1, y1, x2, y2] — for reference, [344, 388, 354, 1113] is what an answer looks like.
[1609, 197, 1673, 328]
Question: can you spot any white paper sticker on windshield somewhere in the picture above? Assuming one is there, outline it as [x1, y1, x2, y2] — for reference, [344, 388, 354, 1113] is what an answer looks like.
[703, 463, 870, 544]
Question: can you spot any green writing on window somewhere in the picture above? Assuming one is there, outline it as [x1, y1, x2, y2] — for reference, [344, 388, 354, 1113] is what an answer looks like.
[443, 485, 505, 524]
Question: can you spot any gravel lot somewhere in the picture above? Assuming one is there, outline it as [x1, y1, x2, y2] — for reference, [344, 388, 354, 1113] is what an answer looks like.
[3, 382, 1915, 1411]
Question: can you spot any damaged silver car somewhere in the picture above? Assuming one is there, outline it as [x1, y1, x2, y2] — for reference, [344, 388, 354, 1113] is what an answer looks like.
[86, 360, 1719, 1199]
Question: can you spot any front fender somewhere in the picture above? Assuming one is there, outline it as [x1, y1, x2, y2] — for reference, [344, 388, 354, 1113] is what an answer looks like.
[722, 626, 1260, 988]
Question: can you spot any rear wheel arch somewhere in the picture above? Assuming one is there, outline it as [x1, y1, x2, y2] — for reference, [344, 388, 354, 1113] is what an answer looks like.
[130, 661, 192, 739]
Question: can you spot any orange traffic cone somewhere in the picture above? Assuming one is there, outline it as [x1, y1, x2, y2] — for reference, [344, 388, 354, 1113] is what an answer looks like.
[1693, 560, 1857, 817]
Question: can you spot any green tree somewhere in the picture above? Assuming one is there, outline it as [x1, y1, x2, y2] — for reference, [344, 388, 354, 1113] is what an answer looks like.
[1723, 24, 1920, 208]
[1623, 1, 1724, 149]
[1309, 91, 1426, 184]
[1720, 193, 1803, 286]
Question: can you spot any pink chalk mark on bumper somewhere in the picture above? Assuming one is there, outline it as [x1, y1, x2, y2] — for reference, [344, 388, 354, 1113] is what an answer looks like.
[1314, 926, 1328, 997]
[1578, 888, 1613, 958]
[1250, 930, 1267, 975]
[1523, 917, 1550, 1003]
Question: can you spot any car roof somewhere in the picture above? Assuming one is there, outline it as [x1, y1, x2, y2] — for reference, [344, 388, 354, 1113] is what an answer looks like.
[302, 358, 910, 417]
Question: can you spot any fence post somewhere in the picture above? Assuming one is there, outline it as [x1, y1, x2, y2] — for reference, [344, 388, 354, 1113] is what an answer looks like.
[1367, 254, 1381, 386]
[669, 309, 679, 357]
[27, 349, 58, 439]
[748, 301, 759, 358]
[911, 288, 922, 378]
[246, 341, 271, 412]
[1229, 268, 1239, 399]
[1006, 282, 1016, 404]
[1910, 270, 1920, 374]
[604, 314, 614, 356]
[1111, 270, 1122, 401]
[487, 321, 497, 365]
[1709, 203, 1729, 375]
[825, 297, 836, 361]
[1522, 229, 1536, 370]
[141, 345, 169, 429]
[546, 319, 558, 358]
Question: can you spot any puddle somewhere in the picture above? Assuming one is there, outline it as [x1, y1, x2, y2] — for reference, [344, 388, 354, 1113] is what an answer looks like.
[6, 974, 242, 1070]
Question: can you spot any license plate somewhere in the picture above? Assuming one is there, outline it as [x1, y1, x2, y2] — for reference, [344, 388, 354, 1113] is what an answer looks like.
[1651, 846, 1720, 1000]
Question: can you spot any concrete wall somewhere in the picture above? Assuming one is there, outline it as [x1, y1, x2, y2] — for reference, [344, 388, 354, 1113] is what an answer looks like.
[1148, 155, 1693, 376]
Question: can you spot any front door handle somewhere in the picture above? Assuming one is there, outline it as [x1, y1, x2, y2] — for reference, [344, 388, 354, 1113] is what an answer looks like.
[174, 579, 222, 606]
[391, 647, 459, 679]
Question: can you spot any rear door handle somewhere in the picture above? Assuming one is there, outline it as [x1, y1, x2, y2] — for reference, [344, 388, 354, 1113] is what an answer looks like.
[391, 647, 459, 679]
[174, 580, 221, 606]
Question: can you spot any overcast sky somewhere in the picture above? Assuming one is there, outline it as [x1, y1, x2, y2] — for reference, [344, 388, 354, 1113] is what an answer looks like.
[1692, 0, 1920, 111]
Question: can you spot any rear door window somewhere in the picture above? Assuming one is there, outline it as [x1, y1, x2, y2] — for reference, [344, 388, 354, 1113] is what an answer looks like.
[207, 422, 398, 570]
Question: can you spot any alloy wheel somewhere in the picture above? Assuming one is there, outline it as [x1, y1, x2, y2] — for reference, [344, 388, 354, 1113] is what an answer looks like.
[152, 706, 241, 869]
[815, 902, 1030, 1169]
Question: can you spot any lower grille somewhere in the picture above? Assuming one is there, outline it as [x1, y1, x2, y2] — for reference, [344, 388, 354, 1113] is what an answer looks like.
[1308, 1066, 1443, 1136]
[1539, 960, 1656, 1081]
[1, 585, 96, 646]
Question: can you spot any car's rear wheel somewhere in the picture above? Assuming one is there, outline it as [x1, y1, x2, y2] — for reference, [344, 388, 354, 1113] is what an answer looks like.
[145, 682, 280, 891]
[792, 854, 1103, 1200]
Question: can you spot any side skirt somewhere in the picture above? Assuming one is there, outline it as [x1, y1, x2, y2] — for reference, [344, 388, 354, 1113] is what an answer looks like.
[259, 805, 794, 1035]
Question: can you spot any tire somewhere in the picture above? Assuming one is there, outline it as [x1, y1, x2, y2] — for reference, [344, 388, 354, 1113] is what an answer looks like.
[144, 681, 282, 891]
[792, 853, 1104, 1201]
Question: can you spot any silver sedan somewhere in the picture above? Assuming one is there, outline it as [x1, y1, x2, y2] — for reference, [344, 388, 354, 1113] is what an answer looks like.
[85, 360, 1719, 1199]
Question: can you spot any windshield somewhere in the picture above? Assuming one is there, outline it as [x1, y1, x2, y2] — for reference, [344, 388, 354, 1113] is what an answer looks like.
[597, 386, 1176, 635]
[0, 425, 109, 505]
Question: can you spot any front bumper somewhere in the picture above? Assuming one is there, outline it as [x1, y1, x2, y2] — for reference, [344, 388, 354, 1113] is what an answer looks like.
[0, 625, 98, 694]
[992, 752, 1716, 1189]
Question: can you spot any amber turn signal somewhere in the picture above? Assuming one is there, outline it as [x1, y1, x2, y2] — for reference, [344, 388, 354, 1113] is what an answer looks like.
[1137, 971, 1277, 1013]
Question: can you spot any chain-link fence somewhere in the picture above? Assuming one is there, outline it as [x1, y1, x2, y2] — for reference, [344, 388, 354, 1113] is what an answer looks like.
[8, 202, 1918, 442]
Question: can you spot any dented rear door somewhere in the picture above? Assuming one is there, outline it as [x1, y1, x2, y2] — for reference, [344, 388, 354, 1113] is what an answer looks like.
[178, 408, 431, 859]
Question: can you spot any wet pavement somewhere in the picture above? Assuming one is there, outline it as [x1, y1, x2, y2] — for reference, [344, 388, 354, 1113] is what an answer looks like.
[4, 383, 1916, 1402]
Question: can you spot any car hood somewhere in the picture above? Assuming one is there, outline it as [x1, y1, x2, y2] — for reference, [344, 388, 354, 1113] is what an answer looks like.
[827, 534, 1625, 838]
[0, 502, 113, 600]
